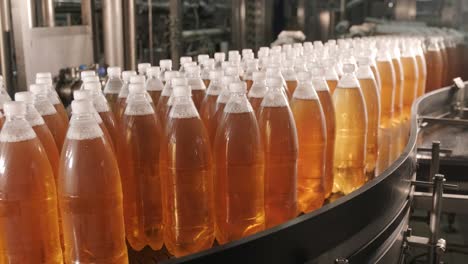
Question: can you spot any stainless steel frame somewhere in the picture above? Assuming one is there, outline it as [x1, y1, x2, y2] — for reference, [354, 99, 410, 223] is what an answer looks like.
[102, 0, 124, 67]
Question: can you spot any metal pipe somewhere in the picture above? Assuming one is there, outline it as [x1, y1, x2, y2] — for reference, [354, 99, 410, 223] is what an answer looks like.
[123, 0, 136, 70]
[0, 0, 10, 31]
[0, 0, 12, 94]
[41, 0, 55, 27]
[169, 0, 182, 69]
[102, 0, 124, 67]
[148, 0, 153, 65]
[182, 28, 228, 38]
[429, 174, 445, 263]
[81, 0, 98, 62]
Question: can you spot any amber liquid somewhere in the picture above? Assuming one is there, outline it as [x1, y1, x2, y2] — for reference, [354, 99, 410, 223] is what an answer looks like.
[0, 139, 63, 263]
[290, 99, 325, 212]
[326, 80, 338, 95]
[115, 97, 127, 124]
[148, 91, 162, 108]
[440, 46, 449, 86]
[203, 79, 211, 88]
[391, 59, 404, 161]
[214, 112, 265, 244]
[425, 50, 443, 93]
[371, 65, 382, 90]
[456, 44, 465, 78]
[161, 117, 214, 256]
[316, 90, 335, 198]
[332, 87, 367, 194]
[249, 97, 264, 116]
[54, 103, 69, 126]
[58, 137, 127, 264]
[156, 95, 170, 128]
[105, 93, 120, 116]
[286, 80, 298, 95]
[245, 79, 254, 91]
[376, 61, 395, 173]
[358, 79, 380, 180]
[258, 106, 298, 228]
[192, 90, 206, 111]
[415, 54, 427, 97]
[43, 113, 68, 152]
[120, 114, 162, 251]
[447, 46, 457, 81]
[401, 56, 419, 150]
[200, 94, 219, 145]
[99, 111, 120, 153]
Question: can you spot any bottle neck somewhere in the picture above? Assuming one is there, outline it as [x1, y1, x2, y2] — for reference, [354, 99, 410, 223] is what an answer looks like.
[169, 96, 199, 119]
[0, 116, 36, 142]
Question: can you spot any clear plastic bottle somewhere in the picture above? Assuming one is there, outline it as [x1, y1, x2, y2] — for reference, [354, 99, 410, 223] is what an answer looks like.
[425, 38, 443, 93]
[258, 77, 298, 227]
[213, 82, 265, 244]
[36, 75, 69, 125]
[30, 83, 67, 152]
[120, 82, 162, 251]
[78, 70, 96, 90]
[116, 70, 137, 121]
[356, 56, 381, 180]
[310, 66, 336, 198]
[415, 39, 427, 97]
[201, 59, 215, 87]
[58, 100, 127, 263]
[438, 38, 449, 86]
[160, 77, 189, 128]
[161, 86, 214, 256]
[185, 65, 206, 111]
[389, 41, 404, 161]
[146, 66, 164, 105]
[214, 52, 226, 70]
[155, 71, 179, 127]
[211, 76, 235, 144]
[103, 66, 124, 114]
[159, 59, 173, 83]
[138, 63, 151, 76]
[290, 71, 326, 212]
[179, 56, 193, 73]
[200, 70, 224, 144]
[265, 66, 291, 100]
[248, 71, 268, 115]
[0, 75, 11, 111]
[323, 59, 340, 95]
[0, 101, 63, 263]
[332, 63, 367, 195]
[282, 60, 298, 95]
[243, 59, 259, 91]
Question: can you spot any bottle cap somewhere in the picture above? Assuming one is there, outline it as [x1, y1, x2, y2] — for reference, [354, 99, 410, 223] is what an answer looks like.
[172, 77, 188, 86]
[246, 59, 258, 68]
[81, 70, 96, 79]
[160, 59, 173, 69]
[266, 77, 283, 87]
[130, 75, 145, 84]
[29, 83, 48, 94]
[73, 90, 91, 100]
[222, 76, 234, 85]
[214, 52, 225, 61]
[83, 81, 101, 92]
[197, 54, 209, 63]
[225, 66, 239, 77]
[185, 65, 200, 75]
[14, 91, 34, 103]
[147, 66, 160, 77]
[342, 63, 356, 74]
[173, 85, 191, 97]
[36, 77, 52, 85]
[229, 82, 246, 93]
[36, 72, 52, 79]
[297, 71, 311, 81]
[129, 83, 146, 94]
[180, 56, 192, 65]
[4, 101, 26, 116]
[243, 52, 254, 60]
[82, 75, 100, 84]
[165, 71, 179, 80]
[253, 71, 266, 81]
[209, 70, 223, 80]
[122, 70, 137, 82]
[107, 67, 121, 77]
[72, 99, 93, 114]
[357, 56, 371, 66]
[202, 58, 215, 66]
[242, 49, 253, 56]
[137, 63, 151, 75]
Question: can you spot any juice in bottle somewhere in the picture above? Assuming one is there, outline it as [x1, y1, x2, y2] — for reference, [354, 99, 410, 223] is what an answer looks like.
[213, 82, 265, 244]
[332, 63, 367, 194]
[282, 60, 298, 95]
[310, 66, 336, 198]
[446, 39, 457, 81]
[212, 76, 235, 139]
[120, 82, 163, 250]
[160, 77, 189, 127]
[248, 72, 268, 115]
[103, 66, 124, 114]
[356, 56, 381, 180]
[375, 47, 395, 174]
[58, 100, 127, 263]
[415, 39, 427, 97]
[200, 70, 223, 145]
[30, 84, 67, 151]
[258, 77, 298, 227]
[290, 71, 326, 212]
[390, 42, 404, 161]
[425, 38, 443, 93]
[0, 101, 63, 263]
[146, 66, 164, 104]
[116, 70, 137, 122]
[156, 71, 179, 126]
[161, 86, 214, 256]
[36, 73, 69, 125]
[438, 39, 449, 86]
[185, 65, 206, 111]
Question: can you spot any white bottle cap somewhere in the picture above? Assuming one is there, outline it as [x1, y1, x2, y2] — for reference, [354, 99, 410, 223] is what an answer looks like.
[130, 75, 146, 84]
[180, 56, 192, 65]
[137, 63, 151, 75]
[185, 65, 200, 75]
[229, 82, 246, 93]
[83, 75, 100, 83]
[253, 71, 266, 81]
[4, 101, 26, 116]
[72, 99, 93, 114]
[225, 66, 239, 77]
[242, 49, 253, 56]
[36, 72, 52, 79]
[197, 54, 209, 63]
[73, 90, 91, 100]
[147, 66, 160, 77]
[81, 70, 96, 79]
[214, 52, 225, 61]
[222, 76, 234, 85]
[266, 77, 283, 87]
[209, 70, 223, 80]
[15, 91, 34, 103]
[83, 81, 101, 92]
[202, 58, 215, 67]
[165, 71, 179, 80]
[129, 83, 146, 94]
[173, 85, 191, 97]
[297, 71, 311, 81]
[107, 67, 121, 78]
[36, 77, 52, 85]
[172, 77, 188, 87]
[159, 59, 172, 69]
[122, 70, 137, 82]
[29, 83, 49, 94]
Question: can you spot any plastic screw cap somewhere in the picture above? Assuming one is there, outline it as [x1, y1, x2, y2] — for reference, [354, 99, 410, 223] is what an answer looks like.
[197, 54, 209, 63]
[266, 77, 283, 87]
[229, 82, 247, 93]
[15, 91, 34, 103]
[73, 90, 91, 100]
[122, 71, 137, 82]
[297, 71, 311, 81]
[222, 76, 234, 85]
[173, 86, 191, 97]
[107, 67, 121, 77]
[36, 77, 53, 85]
[225, 66, 239, 77]
[180, 56, 192, 65]
[83, 76, 100, 83]
[72, 100, 93, 114]
[165, 71, 179, 80]
[252, 71, 266, 81]
[4, 101, 26, 116]
[129, 83, 146, 94]
[81, 70, 96, 79]
[209, 70, 223, 80]
[83, 81, 101, 92]
[130, 75, 146, 84]
[29, 83, 49, 94]
[137, 63, 151, 74]
[36, 72, 52, 79]
[214, 52, 225, 61]
[357, 56, 371, 66]
[160, 59, 172, 69]
[147, 66, 160, 77]
[172, 77, 188, 87]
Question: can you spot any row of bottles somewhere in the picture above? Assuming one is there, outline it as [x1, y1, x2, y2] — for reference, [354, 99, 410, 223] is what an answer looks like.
[0, 30, 464, 263]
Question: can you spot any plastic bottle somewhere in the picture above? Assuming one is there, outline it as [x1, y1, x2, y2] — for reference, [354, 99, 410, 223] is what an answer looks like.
[414, 39, 428, 97]
[58, 99, 127, 263]
[0, 101, 63, 263]
[332, 63, 367, 195]
[437, 38, 449, 86]
[200, 70, 224, 144]
[213, 82, 265, 244]
[138, 63, 151, 76]
[211, 76, 235, 145]
[389, 41, 404, 161]
[36, 74, 69, 125]
[116, 70, 137, 121]
[0, 75, 11, 109]
[425, 38, 443, 93]
[103, 66, 124, 114]
[214, 52, 226, 70]
[248, 71, 268, 115]
[323, 59, 340, 95]
[78, 70, 96, 90]
[310, 66, 336, 198]
[160, 77, 189, 128]
[30, 83, 67, 151]
[243, 59, 259, 91]
[201, 59, 215, 87]
[179, 56, 192, 73]
[83, 79, 120, 152]
[356, 56, 381, 181]
[161, 85, 214, 256]
[156, 71, 179, 126]
[159, 59, 173, 83]
[258, 77, 298, 227]
[290, 71, 326, 212]
[119, 82, 163, 251]
[375, 46, 395, 174]
[281, 60, 298, 95]
[146, 66, 164, 105]
[185, 65, 206, 111]
[265, 66, 291, 100]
